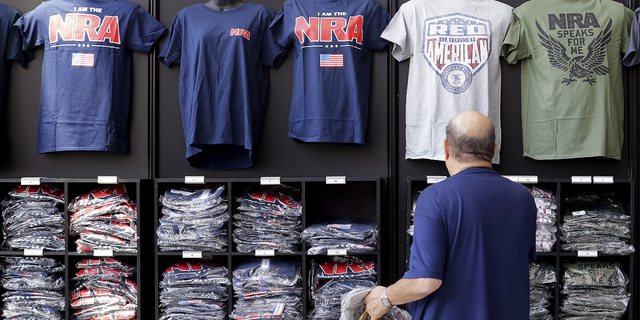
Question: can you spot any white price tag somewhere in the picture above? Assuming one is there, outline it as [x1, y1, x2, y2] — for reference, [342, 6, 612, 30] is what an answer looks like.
[427, 176, 447, 184]
[260, 177, 281, 185]
[578, 250, 598, 257]
[93, 249, 114, 257]
[327, 248, 348, 256]
[518, 176, 538, 184]
[593, 176, 614, 184]
[571, 176, 592, 184]
[184, 176, 205, 184]
[97, 176, 118, 184]
[326, 176, 346, 184]
[255, 249, 275, 256]
[20, 177, 42, 186]
[182, 251, 203, 259]
[261, 259, 271, 269]
[572, 210, 587, 216]
[24, 248, 44, 256]
[503, 176, 519, 182]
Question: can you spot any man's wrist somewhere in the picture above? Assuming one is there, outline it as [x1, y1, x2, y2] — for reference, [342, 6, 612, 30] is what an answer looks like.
[381, 287, 393, 308]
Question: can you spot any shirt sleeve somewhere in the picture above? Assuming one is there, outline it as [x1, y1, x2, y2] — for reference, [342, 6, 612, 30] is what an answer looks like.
[501, 10, 531, 64]
[403, 187, 447, 280]
[13, 7, 43, 51]
[126, 5, 166, 53]
[363, 2, 390, 51]
[269, 2, 293, 48]
[260, 9, 287, 67]
[621, 7, 636, 66]
[6, 9, 33, 68]
[158, 13, 182, 67]
[380, 5, 411, 62]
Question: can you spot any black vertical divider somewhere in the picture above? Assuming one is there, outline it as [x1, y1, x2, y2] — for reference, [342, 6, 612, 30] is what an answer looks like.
[300, 180, 308, 318]
[554, 180, 562, 320]
[63, 181, 70, 320]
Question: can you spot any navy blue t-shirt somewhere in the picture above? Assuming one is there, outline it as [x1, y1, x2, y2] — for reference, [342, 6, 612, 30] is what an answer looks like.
[269, 0, 390, 145]
[15, 0, 166, 153]
[159, 3, 286, 170]
[0, 4, 32, 118]
[405, 167, 536, 320]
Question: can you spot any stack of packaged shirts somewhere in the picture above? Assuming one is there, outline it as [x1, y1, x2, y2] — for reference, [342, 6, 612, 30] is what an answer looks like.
[1, 257, 65, 319]
[159, 261, 230, 319]
[308, 258, 377, 320]
[230, 259, 302, 320]
[68, 185, 138, 253]
[158, 186, 229, 252]
[1, 185, 65, 251]
[233, 187, 302, 253]
[530, 186, 557, 252]
[301, 220, 378, 255]
[561, 192, 634, 254]
[529, 262, 555, 320]
[561, 260, 630, 319]
[407, 190, 420, 236]
[71, 258, 138, 320]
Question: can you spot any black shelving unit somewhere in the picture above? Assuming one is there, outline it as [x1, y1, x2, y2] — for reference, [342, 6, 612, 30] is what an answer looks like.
[154, 177, 381, 319]
[406, 176, 636, 320]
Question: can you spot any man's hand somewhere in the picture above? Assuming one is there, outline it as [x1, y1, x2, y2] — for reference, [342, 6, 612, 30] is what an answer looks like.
[364, 286, 391, 320]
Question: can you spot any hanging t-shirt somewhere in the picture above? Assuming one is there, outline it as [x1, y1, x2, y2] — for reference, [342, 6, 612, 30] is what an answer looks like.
[405, 167, 537, 320]
[269, 0, 390, 145]
[502, 0, 633, 160]
[381, 0, 512, 163]
[15, 0, 166, 153]
[623, 7, 640, 66]
[0, 4, 32, 119]
[158, 3, 286, 170]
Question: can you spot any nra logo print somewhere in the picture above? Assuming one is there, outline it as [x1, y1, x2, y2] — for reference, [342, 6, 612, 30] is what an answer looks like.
[422, 13, 492, 94]
[49, 13, 121, 44]
[294, 16, 363, 44]
[230, 28, 250, 41]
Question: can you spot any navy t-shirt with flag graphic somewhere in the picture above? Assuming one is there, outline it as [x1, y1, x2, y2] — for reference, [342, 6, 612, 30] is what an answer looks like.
[269, 0, 390, 145]
[15, 0, 166, 153]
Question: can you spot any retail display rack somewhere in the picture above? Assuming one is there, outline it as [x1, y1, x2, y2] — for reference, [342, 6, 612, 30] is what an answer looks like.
[406, 176, 636, 320]
[153, 176, 382, 319]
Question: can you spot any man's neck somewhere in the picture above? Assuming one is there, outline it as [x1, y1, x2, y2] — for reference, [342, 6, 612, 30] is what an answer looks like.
[447, 161, 492, 176]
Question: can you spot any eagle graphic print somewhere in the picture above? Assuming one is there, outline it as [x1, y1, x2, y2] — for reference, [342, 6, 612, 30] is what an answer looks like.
[422, 13, 492, 94]
[537, 14, 612, 86]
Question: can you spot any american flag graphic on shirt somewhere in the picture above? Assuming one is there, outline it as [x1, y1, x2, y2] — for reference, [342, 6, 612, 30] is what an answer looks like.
[72, 53, 95, 67]
[320, 54, 343, 67]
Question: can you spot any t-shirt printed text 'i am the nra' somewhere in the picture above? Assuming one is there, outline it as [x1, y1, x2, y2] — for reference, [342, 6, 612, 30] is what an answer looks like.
[422, 14, 491, 94]
[49, 6, 121, 48]
[295, 11, 364, 46]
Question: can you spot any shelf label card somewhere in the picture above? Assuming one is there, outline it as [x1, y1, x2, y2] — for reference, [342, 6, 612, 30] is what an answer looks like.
[427, 176, 447, 184]
[571, 176, 592, 184]
[578, 250, 598, 257]
[572, 210, 587, 216]
[182, 251, 203, 259]
[97, 176, 118, 184]
[327, 248, 348, 256]
[255, 249, 275, 257]
[93, 249, 114, 257]
[184, 176, 205, 184]
[326, 176, 347, 184]
[260, 177, 281, 185]
[503, 175, 519, 182]
[24, 248, 44, 256]
[593, 176, 614, 184]
[261, 259, 271, 269]
[518, 176, 538, 184]
[20, 177, 42, 186]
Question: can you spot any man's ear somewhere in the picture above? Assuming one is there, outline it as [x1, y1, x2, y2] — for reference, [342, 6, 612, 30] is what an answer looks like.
[444, 139, 450, 160]
[493, 143, 497, 153]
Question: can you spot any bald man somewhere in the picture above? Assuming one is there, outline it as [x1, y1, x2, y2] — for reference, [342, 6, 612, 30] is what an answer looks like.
[365, 111, 537, 320]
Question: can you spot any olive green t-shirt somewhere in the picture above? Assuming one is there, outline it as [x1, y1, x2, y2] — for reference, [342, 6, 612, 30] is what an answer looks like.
[502, 0, 633, 160]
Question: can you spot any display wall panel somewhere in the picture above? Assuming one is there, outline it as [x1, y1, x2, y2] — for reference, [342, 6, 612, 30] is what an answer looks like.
[0, 0, 153, 178]
[155, 0, 390, 179]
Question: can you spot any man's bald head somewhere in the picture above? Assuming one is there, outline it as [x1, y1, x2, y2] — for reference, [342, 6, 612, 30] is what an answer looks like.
[445, 110, 495, 163]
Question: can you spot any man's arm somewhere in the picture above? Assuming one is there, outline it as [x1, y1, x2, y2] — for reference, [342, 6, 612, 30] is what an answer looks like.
[364, 277, 442, 320]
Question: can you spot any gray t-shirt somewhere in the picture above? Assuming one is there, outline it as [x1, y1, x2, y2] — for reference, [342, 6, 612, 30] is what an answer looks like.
[381, 0, 512, 163]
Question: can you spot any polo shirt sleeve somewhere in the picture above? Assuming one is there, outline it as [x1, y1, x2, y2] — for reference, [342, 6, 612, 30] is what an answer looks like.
[403, 187, 447, 280]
